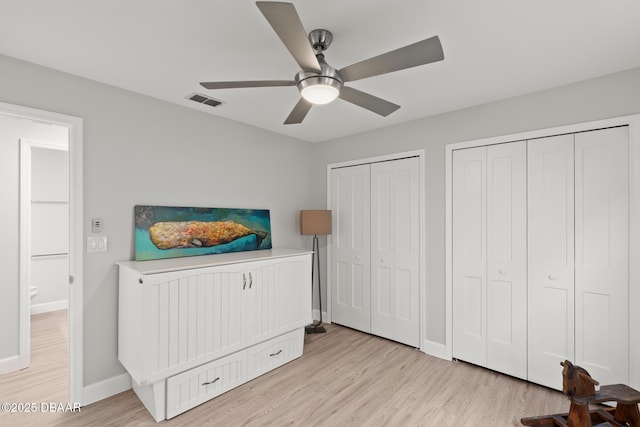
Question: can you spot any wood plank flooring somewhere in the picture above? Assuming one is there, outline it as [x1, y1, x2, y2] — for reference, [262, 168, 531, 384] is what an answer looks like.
[0, 310, 68, 426]
[1, 316, 571, 426]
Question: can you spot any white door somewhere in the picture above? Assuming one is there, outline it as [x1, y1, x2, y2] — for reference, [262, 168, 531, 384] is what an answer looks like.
[331, 164, 371, 332]
[370, 157, 420, 347]
[453, 143, 527, 377]
[452, 146, 487, 366]
[574, 126, 629, 384]
[528, 134, 575, 390]
[486, 142, 527, 379]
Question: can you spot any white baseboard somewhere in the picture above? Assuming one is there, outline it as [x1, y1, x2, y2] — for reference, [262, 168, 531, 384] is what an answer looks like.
[0, 354, 28, 375]
[31, 299, 68, 315]
[82, 372, 132, 406]
[422, 339, 449, 360]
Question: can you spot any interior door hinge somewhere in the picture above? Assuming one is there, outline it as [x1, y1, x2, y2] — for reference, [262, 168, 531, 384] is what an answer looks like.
[69, 275, 74, 284]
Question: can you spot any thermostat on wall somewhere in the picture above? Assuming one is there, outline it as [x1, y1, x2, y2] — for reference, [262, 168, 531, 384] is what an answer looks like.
[91, 218, 102, 233]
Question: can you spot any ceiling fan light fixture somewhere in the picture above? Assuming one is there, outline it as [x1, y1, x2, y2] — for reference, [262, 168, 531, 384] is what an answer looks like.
[298, 76, 342, 105]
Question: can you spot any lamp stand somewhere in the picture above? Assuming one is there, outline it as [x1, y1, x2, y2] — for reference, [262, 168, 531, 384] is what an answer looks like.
[305, 234, 326, 334]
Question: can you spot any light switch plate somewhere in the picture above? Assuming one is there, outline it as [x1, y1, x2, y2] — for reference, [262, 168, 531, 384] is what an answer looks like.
[87, 236, 108, 253]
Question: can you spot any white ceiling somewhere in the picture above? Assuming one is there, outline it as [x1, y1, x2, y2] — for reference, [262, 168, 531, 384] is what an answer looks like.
[1, 1, 640, 143]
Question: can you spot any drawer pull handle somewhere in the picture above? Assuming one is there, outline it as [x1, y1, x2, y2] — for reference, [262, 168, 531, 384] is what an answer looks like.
[243, 273, 247, 290]
[269, 349, 283, 357]
[202, 377, 220, 386]
[249, 272, 253, 288]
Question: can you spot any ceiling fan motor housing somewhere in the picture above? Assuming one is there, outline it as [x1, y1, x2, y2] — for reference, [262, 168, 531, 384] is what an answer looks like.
[295, 52, 343, 103]
[295, 54, 343, 104]
[295, 29, 342, 96]
[309, 29, 333, 53]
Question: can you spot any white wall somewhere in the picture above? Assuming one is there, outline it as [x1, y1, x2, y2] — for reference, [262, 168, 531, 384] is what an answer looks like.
[3, 48, 639, 396]
[310, 66, 640, 348]
[30, 145, 70, 312]
[0, 115, 68, 360]
[0, 53, 314, 386]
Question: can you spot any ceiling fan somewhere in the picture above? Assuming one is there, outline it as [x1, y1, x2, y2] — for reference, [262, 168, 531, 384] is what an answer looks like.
[200, 1, 444, 125]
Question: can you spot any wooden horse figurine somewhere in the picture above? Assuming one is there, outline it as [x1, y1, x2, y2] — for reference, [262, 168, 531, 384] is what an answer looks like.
[521, 360, 640, 427]
[561, 360, 600, 426]
[561, 360, 598, 398]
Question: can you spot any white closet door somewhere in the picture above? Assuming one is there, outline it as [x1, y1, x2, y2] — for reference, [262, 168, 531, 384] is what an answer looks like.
[331, 164, 371, 332]
[370, 157, 420, 347]
[574, 127, 629, 384]
[528, 134, 575, 390]
[452, 147, 487, 366]
[486, 142, 527, 379]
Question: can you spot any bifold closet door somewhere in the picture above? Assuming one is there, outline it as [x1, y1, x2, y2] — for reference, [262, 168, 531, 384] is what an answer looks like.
[528, 128, 629, 389]
[574, 126, 628, 385]
[452, 142, 527, 377]
[485, 142, 527, 379]
[528, 134, 575, 390]
[452, 146, 487, 366]
[370, 157, 420, 347]
[331, 164, 371, 332]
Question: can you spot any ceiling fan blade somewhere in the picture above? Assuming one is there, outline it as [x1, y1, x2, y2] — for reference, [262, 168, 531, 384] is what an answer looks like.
[338, 86, 400, 117]
[200, 80, 295, 90]
[284, 98, 312, 124]
[339, 35, 444, 82]
[256, 2, 321, 72]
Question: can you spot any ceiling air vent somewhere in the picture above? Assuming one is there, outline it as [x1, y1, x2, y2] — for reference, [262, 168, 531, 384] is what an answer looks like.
[187, 92, 223, 108]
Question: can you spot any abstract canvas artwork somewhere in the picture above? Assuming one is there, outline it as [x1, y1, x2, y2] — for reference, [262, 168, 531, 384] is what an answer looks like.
[134, 205, 272, 261]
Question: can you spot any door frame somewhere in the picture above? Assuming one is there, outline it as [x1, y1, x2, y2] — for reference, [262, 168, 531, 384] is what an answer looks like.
[326, 149, 426, 350]
[1, 101, 84, 404]
[444, 114, 640, 388]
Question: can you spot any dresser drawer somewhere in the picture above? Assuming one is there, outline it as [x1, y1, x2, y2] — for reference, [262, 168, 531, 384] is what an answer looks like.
[247, 329, 304, 381]
[166, 350, 247, 419]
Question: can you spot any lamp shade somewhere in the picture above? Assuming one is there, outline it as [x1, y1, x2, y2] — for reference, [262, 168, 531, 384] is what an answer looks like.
[300, 210, 332, 235]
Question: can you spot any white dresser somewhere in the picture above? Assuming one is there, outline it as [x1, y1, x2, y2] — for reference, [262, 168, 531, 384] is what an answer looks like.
[117, 249, 312, 421]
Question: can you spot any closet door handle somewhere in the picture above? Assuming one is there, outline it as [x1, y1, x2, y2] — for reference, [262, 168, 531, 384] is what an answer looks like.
[498, 269, 507, 275]
[249, 272, 253, 288]
[202, 377, 220, 386]
[243, 273, 247, 290]
[355, 255, 361, 260]
[548, 274, 557, 281]
[381, 258, 386, 263]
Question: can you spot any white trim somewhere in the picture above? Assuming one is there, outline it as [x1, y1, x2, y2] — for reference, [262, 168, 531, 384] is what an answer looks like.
[0, 355, 25, 375]
[82, 373, 132, 406]
[445, 114, 640, 387]
[21, 138, 68, 151]
[19, 140, 32, 372]
[444, 145, 453, 360]
[0, 101, 84, 405]
[326, 149, 427, 353]
[628, 115, 640, 389]
[30, 300, 69, 315]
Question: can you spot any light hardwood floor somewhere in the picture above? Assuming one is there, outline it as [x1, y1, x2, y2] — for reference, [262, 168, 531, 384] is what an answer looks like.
[0, 310, 69, 425]
[1, 314, 571, 426]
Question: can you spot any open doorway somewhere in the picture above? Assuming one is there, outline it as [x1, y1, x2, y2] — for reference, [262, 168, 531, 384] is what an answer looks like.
[0, 102, 83, 405]
[18, 136, 69, 404]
